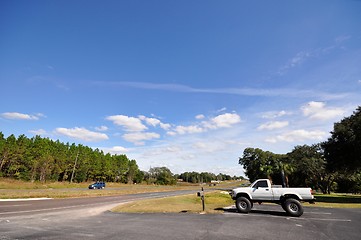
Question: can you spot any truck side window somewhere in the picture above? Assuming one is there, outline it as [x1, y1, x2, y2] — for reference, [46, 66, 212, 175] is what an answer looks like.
[255, 180, 268, 188]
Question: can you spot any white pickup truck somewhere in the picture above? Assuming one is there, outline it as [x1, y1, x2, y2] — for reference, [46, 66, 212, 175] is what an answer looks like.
[230, 179, 315, 217]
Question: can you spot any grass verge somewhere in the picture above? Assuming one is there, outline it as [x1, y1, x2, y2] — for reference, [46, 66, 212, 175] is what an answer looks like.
[111, 191, 234, 214]
[310, 194, 361, 208]
[0, 178, 243, 199]
[112, 192, 361, 214]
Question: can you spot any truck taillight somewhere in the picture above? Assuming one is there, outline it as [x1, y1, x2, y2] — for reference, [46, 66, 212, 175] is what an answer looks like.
[310, 189, 315, 195]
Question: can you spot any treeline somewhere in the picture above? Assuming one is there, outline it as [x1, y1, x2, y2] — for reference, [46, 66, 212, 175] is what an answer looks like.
[239, 106, 361, 194]
[0, 134, 142, 183]
[176, 172, 244, 183]
[0, 133, 242, 185]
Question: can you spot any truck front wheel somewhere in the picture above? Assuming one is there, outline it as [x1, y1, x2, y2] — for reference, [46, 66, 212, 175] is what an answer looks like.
[283, 198, 304, 217]
[236, 197, 252, 213]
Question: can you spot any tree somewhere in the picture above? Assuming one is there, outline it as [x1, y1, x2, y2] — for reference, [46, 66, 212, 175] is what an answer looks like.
[323, 106, 361, 172]
[0, 132, 142, 184]
[126, 160, 139, 184]
[149, 167, 176, 185]
[239, 148, 284, 182]
[287, 144, 335, 194]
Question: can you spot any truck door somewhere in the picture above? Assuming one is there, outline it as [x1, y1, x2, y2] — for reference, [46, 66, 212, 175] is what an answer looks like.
[251, 180, 273, 200]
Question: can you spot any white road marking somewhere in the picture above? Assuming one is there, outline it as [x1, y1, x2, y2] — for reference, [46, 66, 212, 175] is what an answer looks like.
[0, 198, 52, 202]
[289, 217, 351, 222]
[0, 204, 31, 207]
[305, 212, 332, 215]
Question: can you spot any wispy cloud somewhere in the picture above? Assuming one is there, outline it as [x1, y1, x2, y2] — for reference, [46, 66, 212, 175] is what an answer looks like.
[27, 76, 69, 91]
[335, 35, 351, 44]
[261, 110, 291, 119]
[92, 81, 347, 100]
[1, 112, 44, 120]
[29, 129, 47, 135]
[257, 121, 289, 131]
[277, 36, 352, 76]
[278, 51, 311, 75]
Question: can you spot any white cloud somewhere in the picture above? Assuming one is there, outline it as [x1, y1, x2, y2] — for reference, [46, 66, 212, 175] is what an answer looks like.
[138, 115, 160, 126]
[216, 107, 227, 113]
[261, 110, 290, 119]
[122, 132, 160, 145]
[192, 141, 226, 153]
[100, 146, 129, 154]
[257, 121, 289, 130]
[174, 125, 204, 135]
[195, 114, 205, 120]
[29, 129, 47, 135]
[95, 125, 108, 131]
[55, 127, 109, 142]
[278, 51, 311, 75]
[211, 113, 241, 128]
[301, 101, 345, 121]
[335, 35, 351, 43]
[138, 115, 171, 130]
[166, 131, 177, 136]
[106, 115, 147, 132]
[167, 112, 242, 136]
[266, 129, 327, 143]
[1, 112, 43, 120]
[159, 123, 171, 130]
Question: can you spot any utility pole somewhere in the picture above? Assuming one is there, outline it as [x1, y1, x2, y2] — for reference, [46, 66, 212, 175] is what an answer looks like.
[70, 151, 79, 183]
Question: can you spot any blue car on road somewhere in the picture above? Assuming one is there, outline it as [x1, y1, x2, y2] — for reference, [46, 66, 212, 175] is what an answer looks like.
[88, 181, 106, 189]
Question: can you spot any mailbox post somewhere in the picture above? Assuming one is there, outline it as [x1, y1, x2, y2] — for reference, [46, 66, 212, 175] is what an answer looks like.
[197, 187, 205, 211]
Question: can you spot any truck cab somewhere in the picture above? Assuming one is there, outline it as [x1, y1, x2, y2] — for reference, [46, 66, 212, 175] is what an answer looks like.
[250, 179, 273, 200]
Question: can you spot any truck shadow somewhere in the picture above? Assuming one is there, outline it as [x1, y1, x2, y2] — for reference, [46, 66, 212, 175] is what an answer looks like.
[216, 207, 288, 217]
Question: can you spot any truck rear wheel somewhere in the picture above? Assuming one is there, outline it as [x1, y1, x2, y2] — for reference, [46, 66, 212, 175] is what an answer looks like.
[236, 197, 252, 213]
[284, 198, 303, 217]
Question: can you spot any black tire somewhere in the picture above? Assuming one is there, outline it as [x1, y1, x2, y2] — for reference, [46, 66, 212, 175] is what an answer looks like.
[281, 202, 287, 211]
[284, 198, 304, 217]
[236, 197, 252, 213]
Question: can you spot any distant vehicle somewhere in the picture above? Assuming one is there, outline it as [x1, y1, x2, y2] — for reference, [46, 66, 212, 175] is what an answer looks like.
[230, 179, 315, 217]
[88, 181, 105, 189]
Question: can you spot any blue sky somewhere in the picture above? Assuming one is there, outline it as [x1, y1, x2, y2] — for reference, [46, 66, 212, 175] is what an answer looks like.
[1, 0, 360, 176]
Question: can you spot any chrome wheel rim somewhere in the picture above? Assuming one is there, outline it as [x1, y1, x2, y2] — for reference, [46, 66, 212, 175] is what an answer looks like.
[289, 203, 298, 212]
[239, 201, 247, 209]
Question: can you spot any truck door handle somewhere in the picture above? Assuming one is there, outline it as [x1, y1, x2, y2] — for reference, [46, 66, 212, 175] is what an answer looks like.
[265, 189, 269, 191]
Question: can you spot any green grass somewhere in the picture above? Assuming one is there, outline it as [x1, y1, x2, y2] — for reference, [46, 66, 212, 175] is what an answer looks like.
[0, 178, 242, 199]
[0, 178, 203, 199]
[112, 192, 361, 214]
[111, 191, 234, 214]
[310, 193, 361, 208]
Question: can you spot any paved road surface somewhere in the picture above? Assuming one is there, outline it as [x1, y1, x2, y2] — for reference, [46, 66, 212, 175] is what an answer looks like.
[1, 192, 360, 240]
[0, 190, 194, 217]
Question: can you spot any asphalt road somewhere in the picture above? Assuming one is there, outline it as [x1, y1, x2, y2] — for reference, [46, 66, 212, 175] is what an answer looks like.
[0, 190, 195, 217]
[1, 192, 360, 240]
